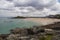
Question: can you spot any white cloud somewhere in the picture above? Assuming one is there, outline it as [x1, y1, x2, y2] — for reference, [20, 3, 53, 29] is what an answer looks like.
[50, 2, 60, 11]
[0, 0, 60, 17]
[0, 0, 14, 8]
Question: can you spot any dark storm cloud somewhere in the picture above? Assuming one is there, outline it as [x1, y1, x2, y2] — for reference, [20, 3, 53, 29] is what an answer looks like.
[14, 0, 44, 10]
[1, 0, 57, 10]
[6, 0, 13, 2]
[13, 0, 57, 11]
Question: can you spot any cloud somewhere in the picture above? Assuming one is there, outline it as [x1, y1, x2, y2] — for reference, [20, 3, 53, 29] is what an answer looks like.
[14, 0, 56, 10]
[50, 2, 60, 11]
[6, 0, 13, 2]
[0, 0, 60, 17]
[0, 0, 14, 8]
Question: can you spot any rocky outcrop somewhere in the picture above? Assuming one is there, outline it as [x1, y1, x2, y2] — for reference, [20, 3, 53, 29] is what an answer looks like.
[1, 22, 60, 40]
[0, 34, 9, 40]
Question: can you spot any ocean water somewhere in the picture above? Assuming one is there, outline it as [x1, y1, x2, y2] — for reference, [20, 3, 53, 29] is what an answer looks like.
[0, 18, 40, 34]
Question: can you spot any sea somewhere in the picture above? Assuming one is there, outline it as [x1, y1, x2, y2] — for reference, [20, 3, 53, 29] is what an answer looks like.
[0, 17, 40, 34]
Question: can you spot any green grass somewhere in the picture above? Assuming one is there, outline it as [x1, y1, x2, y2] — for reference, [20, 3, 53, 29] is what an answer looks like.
[45, 35, 53, 40]
[39, 34, 53, 40]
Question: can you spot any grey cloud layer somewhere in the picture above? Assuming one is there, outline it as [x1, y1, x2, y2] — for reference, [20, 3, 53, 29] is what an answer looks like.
[7, 0, 56, 10]
[0, 0, 60, 17]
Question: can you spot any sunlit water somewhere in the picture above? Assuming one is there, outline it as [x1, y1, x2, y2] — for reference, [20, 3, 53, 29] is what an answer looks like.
[0, 18, 40, 34]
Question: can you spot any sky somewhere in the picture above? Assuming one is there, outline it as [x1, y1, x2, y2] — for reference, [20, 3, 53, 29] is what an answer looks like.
[0, 0, 60, 17]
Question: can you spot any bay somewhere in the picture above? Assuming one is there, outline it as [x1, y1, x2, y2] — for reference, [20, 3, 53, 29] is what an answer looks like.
[0, 18, 39, 34]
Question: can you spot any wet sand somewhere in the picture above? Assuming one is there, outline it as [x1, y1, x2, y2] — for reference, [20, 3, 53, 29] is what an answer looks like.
[24, 18, 60, 25]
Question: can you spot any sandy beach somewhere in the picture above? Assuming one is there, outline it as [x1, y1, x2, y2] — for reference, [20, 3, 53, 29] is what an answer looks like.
[25, 18, 60, 25]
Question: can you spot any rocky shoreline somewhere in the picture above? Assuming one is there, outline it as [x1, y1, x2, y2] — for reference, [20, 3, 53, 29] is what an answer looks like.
[0, 22, 60, 40]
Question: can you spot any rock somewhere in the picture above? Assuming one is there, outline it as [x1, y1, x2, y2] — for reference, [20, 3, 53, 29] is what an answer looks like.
[0, 34, 9, 40]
